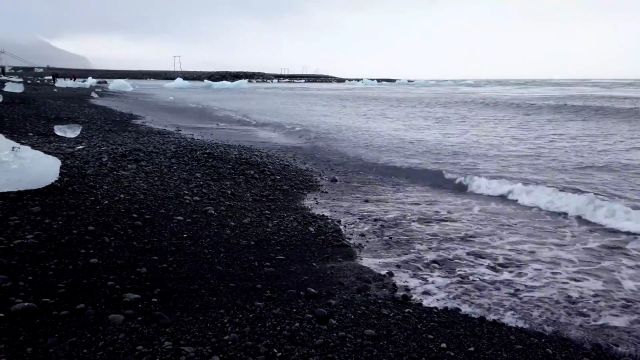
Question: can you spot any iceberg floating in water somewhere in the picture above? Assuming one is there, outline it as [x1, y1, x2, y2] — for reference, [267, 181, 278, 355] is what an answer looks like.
[3, 82, 24, 93]
[458, 175, 640, 234]
[204, 79, 248, 89]
[108, 79, 133, 92]
[54, 124, 82, 138]
[0, 134, 61, 192]
[164, 78, 192, 88]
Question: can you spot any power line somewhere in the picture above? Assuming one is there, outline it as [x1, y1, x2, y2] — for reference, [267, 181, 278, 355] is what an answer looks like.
[173, 56, 182, 72]
[0, 48, 39, 67]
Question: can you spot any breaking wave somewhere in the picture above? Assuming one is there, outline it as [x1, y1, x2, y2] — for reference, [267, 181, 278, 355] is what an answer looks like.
[345, 79, 379, 86]
[457, 175, 640, 234]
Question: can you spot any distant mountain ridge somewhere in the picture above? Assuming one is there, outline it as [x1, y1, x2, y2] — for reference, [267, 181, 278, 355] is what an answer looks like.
[0, 37, 91, 68]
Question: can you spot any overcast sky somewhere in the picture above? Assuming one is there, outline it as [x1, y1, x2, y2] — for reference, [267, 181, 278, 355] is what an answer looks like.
[3, 0, 640, 78]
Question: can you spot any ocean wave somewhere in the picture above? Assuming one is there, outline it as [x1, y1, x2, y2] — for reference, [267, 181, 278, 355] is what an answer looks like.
[345, 79, 378, 86]
[457, 175, 640, 234]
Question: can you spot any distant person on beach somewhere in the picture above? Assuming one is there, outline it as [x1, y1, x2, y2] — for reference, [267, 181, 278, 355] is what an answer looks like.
[72, 74, 77, 81]
[52, 72, 59, 84]
[1, 66, 5, 77]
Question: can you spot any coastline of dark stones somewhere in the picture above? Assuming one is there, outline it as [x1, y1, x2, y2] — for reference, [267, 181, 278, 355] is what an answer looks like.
[0, 83, 621, 359]
[7, 66, 399, 83]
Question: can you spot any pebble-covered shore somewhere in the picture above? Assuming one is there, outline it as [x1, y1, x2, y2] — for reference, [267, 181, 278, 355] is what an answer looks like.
[0, 84, 621, 359]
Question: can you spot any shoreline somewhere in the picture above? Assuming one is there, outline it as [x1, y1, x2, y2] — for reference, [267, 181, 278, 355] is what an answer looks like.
[5, 66, 399, 83]
[0, 83, 622, 359]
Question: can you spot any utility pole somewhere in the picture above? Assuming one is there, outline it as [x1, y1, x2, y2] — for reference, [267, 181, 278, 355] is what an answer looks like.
[173, 56, 182, 72]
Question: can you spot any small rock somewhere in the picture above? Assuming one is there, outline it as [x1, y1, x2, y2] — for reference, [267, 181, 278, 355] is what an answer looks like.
[329, 176, 339, 183]
[440, 343, 447, 349]
[89, 259, 99, 264]
[108, 314, 125, 325]
[364, 329, 376, 337]
[29, 207, 41, 213]
[305, 288, 319, 299]
[153, 311, 172, 325]
[314, 308, 329, 324]
[11, 302, 38, 313]
[123, 293, 141, 301]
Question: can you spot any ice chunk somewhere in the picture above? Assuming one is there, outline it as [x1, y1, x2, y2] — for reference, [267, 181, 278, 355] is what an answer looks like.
[3, 82, 24, 93]
[55, 77, 97, 88]
[0, 76, 23, 82]
[90, 91, 99, 98]
[54, 124, 82, 138]
[164, 78, 192, 88]
[55, 79, 78, 88]
[0, 134, 61, 192]
[108, 79, 133, 92]
[204, 79, 248, 89]
[34, 68, 44, 72]
[0, 94, 3, 103]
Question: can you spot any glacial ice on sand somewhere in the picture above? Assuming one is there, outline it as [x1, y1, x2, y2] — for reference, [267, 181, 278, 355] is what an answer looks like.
[0, 94, 3, 103]
[108, 79, 134, 92]
[0, 76, 22, 82]
[91, 91, 99, 98]
[204, 79, 248, 89]
[3, 82, 24, 93]
[56, 77, 98, 88]
[54, 124, 83, 138]
[164, 78, 192, 88]
[0, 134, 61, 192]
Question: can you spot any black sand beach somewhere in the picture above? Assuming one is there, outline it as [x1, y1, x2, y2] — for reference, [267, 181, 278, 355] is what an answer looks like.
[0, 83, 622, 359]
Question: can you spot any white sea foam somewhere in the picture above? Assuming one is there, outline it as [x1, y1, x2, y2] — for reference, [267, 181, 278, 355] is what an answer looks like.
[458, 176, 640, 234]
[108, 79, 133, 92]
[345, 79, 378, 86]
[164, 77, 192, 88]
[204, 79, 248, 89]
